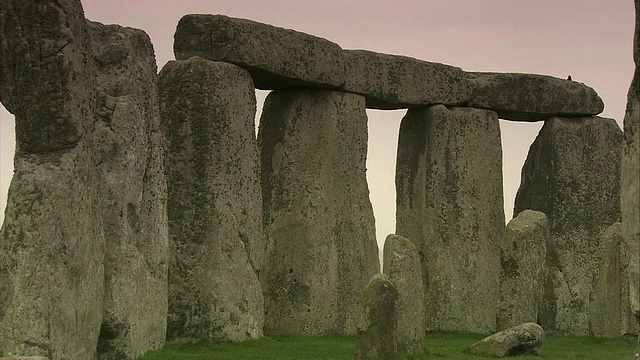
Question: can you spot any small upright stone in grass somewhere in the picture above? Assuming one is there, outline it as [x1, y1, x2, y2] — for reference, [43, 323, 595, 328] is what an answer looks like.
[465, 323, 545, 358]
[355, 274, 398, 360]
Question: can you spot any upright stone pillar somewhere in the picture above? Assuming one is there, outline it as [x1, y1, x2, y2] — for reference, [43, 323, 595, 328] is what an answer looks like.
[158, 58, 264, 342]
[355, 274, 398, 360]
[622, 0, 640, 355]
[396, 105, 504, 334]
[259, 89, 379, 336]
[88, 21, 168, 359]
[497, 210, 548, 330]
[514, 116, 622, 335]
[0, 1, 104, 358]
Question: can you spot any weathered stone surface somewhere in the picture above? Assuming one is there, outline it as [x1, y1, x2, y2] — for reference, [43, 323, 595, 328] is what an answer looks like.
[88, 21, 168, 359]
[623, 1, 640, 354]
[497, 210, 548, 331]
[0, 1, 105, 358]
[259, 89, 379, 336]
[514, 116, 622, 335]
[466, 72, 604, 121]
[589, 223, 636, 337]
[355, 274, 398, 360]
[0, 357, 48, 360]
[465, 323, 545, 358]
[174, 14, 345, 90]
[396, 105, 504, 334]
[341, 50, 470, 110]
[382, 234, 424, 354]
[158, 58, 264, 342]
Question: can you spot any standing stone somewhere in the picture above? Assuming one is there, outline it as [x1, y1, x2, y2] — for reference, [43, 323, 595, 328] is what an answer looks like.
[497, 210, 548, 331]
[382, 234, 424, 354]
[88, 21, 168, 359]
[589, 223, 636, 337]
[259, 89, 379, 336]
[355, 274, 398, 360]
[623, 0, 640, 355]
[514, 116, 622, 335]
[396, 105, 504, 334]
[465, 323, 545, 358]
[158, 58, 264, 342]
[0, 1, 105, 358]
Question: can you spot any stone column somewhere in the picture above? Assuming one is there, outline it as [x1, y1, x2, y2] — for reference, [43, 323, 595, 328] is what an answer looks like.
[514, 116, 622, 335]
[396, 105, 504, 334]
[259, 89, 379, 336]
[158, 58, 264, 342]
[497, 210, 548, 331]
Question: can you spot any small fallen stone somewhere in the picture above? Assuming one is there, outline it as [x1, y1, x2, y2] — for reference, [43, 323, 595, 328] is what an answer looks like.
[464, 322, 545, 357]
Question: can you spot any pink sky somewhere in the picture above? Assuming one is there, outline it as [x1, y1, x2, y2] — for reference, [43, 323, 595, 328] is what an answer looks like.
[0, 0, 636, 255]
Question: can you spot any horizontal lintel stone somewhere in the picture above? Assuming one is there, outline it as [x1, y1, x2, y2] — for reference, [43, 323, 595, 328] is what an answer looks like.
[173, 14, 346, 90]
[466, 72, 604, 121]
[341, 50, 471, 110]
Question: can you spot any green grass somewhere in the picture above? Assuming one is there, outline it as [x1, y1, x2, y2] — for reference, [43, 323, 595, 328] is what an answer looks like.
[140, 333, 637, 359]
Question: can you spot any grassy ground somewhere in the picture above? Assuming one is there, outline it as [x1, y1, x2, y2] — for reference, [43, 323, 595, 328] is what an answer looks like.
[140, 333, 637, 359]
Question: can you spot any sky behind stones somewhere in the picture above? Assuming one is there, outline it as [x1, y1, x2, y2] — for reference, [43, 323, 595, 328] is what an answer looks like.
[0, 0, 635, 255]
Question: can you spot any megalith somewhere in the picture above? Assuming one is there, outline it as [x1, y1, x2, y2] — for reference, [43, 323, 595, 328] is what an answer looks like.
[514, 116, 622, 335]
[622, 0, 640, 354]
[497, 210, 548, 331]
[355, 274, 398, 360]
[465, 323, 545, 358]
[589, 223, 636, 337]
[88, 21, 168, 358]
[158, 58, 264, 342]
[396, 105, 504, 334]
[0, 0, 105, 358]
[382, 234, 424, 354]
[259, 89, 379, 336]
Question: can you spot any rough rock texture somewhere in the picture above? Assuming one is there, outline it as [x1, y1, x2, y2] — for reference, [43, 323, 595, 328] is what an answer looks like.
[174, 14, 345, 90]
[88, 21, 168, 359]
[158, 58, 264, 342]
[514, 116, 622, 335]
[0, 357, 48, 360]
[623, 0, 640, 354]
[465, 323, 545, 358]
[589, 223, 636, 337]
[466, 72, 604, 121]
[341, 50, 469, 110]
[0, 0, 105, 358]
[497, 210, 548, 331]
[382, 234, 424, 354]
[355, 274, 398, 360]
[259, 89, 379, 336]
[396, 105, 504, 334]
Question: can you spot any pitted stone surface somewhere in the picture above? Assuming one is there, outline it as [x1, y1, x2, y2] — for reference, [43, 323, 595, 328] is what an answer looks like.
[341, 50, 470, 109]
[589, 223, 636, 337]
[466, 72, 604, 121]
[396, 105, 504, 334]
[174, 14, 345, 90]
[465, 323, 545, 358]
[382, 234, 424, 354]
[158, 58, 264, 342]
[259, 89, 379, 336]
[88, 21, 168, 359]
[0, 0, 105, 358]
[514, 116, 622, 335]
[497, 210, 548, 331]
[355, 274, 398, 360]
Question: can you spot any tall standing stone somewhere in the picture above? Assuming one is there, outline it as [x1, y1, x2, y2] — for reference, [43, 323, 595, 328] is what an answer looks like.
[382, 234, 424, 354]
[0, 1, 105, 358]
[622, 0, 640, 356]
[259, 89, 379, 336]
[88, 21, 168, 359]
[158, 58, 264, 342]
[497, 210, 548, 331]
[514, 116, 622, 335]
[355, 274, 398, 360]
[396, 105, 504, 334]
